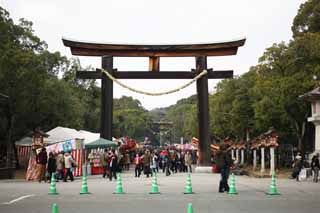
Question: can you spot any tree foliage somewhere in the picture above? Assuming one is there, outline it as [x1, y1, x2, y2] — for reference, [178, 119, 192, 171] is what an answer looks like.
[292, 0, 320, 37]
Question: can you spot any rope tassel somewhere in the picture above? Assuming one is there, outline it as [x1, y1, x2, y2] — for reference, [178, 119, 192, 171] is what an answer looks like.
[101, 69, 208, 96]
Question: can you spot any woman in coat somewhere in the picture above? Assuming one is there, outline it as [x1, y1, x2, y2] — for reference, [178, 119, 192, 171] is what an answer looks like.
[143, 150, 151, 178]
[47, 152, 57, 183]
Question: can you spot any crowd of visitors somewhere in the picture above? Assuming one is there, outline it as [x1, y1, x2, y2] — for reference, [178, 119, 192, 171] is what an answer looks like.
[98, 147, 197, 180]
[290, 152, 320, 182]
[34, 144, 320, 186]
[36, 148, 77, 183]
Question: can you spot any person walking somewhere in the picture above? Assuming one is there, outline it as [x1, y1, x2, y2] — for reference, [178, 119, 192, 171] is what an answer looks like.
[179, 151, 186, 172]
[134, 153, 142, 177]
[108, 149, 118, 181]
[165, 150, 171, 176]
[36, 148, 48, 183]
[170, 151, 177, 173]
[311, 153, 320, 183]
[291, 155, 303, 181]
[155, 151, 160, 173]
[124, 152, 130, 171]
[161, 153, 166, 173]
[216, 144, 232, 193]
[143, 150, 151, 178]
[150, 151, 158, 175]
[56, 151, 64, 181]
[47, 152, 57, 183]
[185, 151, 192, 173]
[100, 149, 109, 178]
[64, 152, 76, 182]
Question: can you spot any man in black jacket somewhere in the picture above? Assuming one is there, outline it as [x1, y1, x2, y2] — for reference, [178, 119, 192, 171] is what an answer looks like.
[108, 149, 118, 181]
[216, 144, 233, 193]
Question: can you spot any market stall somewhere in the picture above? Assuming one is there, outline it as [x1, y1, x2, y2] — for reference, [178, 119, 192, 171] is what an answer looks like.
[45, 138, 84, 177]
[85, 138, 117, 175]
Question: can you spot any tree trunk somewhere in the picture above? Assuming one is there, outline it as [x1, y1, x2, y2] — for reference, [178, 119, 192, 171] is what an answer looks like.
[5, 100, 17, 170]
[294, 119, 306, 155]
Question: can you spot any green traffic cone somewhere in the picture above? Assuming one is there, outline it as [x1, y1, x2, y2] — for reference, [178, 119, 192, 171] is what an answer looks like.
[187, 203, 193, 213]
[228, 173, 238, 195]
[184, 173, 194, 194]
[51, 203, 59, 213]
[49, 175, 58, 195]
[113, 173, 125, 194]
[266, 173, 280, 195]
[150, 173, 160, 194]
[80, 173, 90, 195]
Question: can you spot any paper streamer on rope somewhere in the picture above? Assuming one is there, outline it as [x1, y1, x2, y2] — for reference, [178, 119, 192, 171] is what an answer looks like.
[101, 69, 208, 96]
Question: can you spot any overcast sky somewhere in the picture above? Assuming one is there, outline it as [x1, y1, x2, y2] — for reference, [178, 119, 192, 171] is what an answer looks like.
[2, 0, 305, 110]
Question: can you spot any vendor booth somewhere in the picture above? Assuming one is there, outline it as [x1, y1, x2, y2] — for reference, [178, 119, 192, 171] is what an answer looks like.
[85, 138, 117, 175]
[25, 138, 84, 180]
[22, 126, 99, 181]
[45, 138, 84, 177]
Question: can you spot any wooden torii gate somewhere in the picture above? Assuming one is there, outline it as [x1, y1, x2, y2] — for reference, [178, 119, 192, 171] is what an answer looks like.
[63, 38, 246, 166]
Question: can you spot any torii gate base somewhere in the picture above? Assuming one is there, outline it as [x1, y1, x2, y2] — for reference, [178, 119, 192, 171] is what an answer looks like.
[63, 38, 246, 168]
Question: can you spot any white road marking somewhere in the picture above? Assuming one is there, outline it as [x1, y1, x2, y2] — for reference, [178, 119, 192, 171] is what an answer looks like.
[1, 194, 35, 205]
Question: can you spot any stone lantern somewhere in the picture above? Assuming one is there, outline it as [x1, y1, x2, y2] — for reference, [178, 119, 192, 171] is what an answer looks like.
[300, 87, 320, 155]
[300, 87, 320, 154]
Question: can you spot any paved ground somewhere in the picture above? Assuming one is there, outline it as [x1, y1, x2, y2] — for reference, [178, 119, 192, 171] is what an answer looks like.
[0, 172, 319, 213]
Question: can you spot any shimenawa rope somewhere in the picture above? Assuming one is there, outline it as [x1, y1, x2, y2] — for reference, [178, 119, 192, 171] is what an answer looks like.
[101, 69, 208, 96]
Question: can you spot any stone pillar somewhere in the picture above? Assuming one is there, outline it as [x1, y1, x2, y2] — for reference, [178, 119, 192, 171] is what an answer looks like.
[236, 149, 239, 163]
[269, 147, 275, 176]
[261, 147, 265, 174]
[315, 124, 320, 151]
[231, 149, 235, 160]
[241, 149, 244, 165]
[253, 149, 257, 170]
[306, 98, 320, 157]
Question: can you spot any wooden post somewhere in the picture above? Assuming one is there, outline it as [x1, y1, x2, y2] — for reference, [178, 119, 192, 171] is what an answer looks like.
[241, 149, 244, 165]
[236, 149, 239, 163]
[149, 56, 160, 72]
[261, 147, 265, 174]
[101, 56, 113, 140]
[196, 56, 211, 166]
[253, 149, 257, 170]
[232, 149, 235, 160]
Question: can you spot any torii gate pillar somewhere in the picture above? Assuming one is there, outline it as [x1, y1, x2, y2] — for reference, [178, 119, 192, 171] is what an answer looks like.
[196, 56, 211, 166]
[101, 56, 113, 140]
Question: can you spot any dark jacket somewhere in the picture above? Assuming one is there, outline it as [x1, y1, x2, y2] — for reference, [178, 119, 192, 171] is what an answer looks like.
[293, 159, 303, 172]
[37, 150, 48, 165]
[216, 150, 232, 171]
[47, 157, 57, 173]
[311, 156, 320, 169]
[109, 153, 118, 170]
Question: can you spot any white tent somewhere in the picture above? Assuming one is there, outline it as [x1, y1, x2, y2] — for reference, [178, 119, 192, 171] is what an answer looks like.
[15, 126, 100, 146]
[46, 126, 84, 143]
[78, 130, 100, 145]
